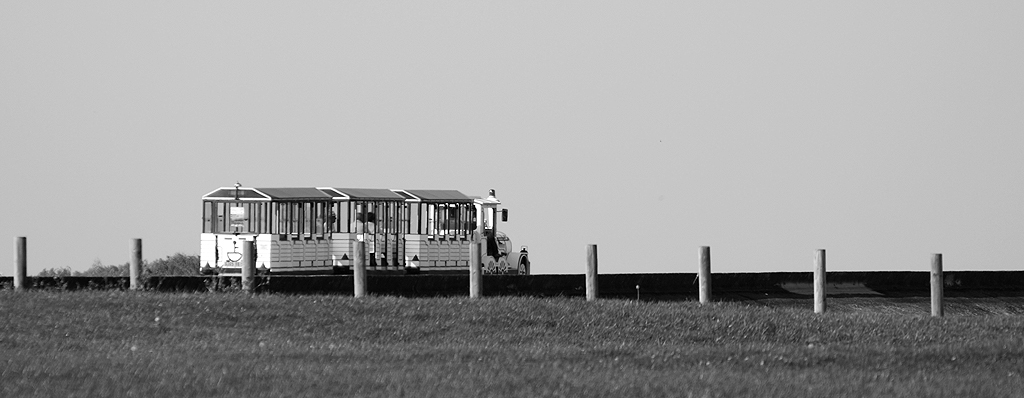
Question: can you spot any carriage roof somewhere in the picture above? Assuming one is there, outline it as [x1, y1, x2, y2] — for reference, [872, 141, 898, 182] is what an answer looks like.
[203, 187, 473, 203]
[400, 190, 472, 203]
[320, 188, 405, 201]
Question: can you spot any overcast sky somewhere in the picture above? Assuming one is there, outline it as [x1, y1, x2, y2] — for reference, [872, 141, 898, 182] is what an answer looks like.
[2, 1, 1022, 275]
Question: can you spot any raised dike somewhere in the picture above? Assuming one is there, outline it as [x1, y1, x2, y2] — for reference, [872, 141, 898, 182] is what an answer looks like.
[1, 271, 1022, 299]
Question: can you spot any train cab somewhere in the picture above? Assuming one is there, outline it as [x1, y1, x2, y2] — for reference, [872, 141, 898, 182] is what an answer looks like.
[474, 190, 530, 275]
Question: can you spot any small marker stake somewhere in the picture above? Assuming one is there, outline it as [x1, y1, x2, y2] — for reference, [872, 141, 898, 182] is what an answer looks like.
[931, 253, 943, 317]
[699, 246, 711, 304]
[586, 245, 598, 301]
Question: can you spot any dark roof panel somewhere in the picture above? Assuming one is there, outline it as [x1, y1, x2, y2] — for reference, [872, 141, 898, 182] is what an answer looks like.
[405, 190, 472, 203]
[255, 188, 332, 200]
[331, 188, 405, 201]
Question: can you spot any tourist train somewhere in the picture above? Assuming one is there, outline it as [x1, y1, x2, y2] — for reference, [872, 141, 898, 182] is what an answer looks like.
[200, 185, 529, 275]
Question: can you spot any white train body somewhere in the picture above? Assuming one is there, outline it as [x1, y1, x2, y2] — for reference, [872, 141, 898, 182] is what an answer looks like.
[199, 186, 529, 275]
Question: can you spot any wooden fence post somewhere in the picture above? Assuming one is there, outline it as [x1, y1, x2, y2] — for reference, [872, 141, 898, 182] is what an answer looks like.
[931, 253, 943, 317]
[241, 240, 255, 293]
[354, 241, 367, 298]
[130, 239, 143, 290]
[470, 241, 482, 298]
[13, 237, 26, 291]
[814, 249, 826, 314]
[699, 246, 711, 304]
[586, 244, 598, 301]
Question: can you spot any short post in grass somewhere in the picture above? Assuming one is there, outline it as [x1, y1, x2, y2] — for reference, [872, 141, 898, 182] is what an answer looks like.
[13, 237, 27, 291]
[931, 253, 943, 317]
[469, 241, 482, 298]
[586, 244, 598, 301]
[814, 249, 826, 314]
[699, 246, 711, 304]
[353, 241, 367, 298]
[241, 240, 255, 293]
[130, 238, 143, 290]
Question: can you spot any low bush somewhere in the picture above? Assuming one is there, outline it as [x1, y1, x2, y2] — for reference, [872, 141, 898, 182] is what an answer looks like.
[37, 253, 201, 277]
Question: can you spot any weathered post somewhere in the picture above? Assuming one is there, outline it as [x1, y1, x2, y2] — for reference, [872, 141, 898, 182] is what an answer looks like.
[241, 240, 256, 293]
[586, 244, 598, 301]
[353, 241, 367, 298]
[699, 246, 711, 304]
[130, 238, 143, 290]
[13, 237, 26, 291]
[931, 253, 943, 317]
[470, 241, 482, 298]
[814, 249, 826, 314]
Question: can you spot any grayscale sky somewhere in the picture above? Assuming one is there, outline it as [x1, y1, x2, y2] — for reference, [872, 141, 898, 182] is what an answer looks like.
[2, 1, 1022, 275]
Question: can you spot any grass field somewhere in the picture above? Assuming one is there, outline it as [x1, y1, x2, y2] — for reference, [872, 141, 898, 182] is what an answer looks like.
[1, 291, 1023, 397]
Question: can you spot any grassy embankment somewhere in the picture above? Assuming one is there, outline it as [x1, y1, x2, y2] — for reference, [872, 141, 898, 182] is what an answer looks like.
[1, 291, 1023, 397]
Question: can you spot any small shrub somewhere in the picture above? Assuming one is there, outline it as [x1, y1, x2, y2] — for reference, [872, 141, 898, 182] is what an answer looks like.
[78, 260, 129, 277]
[145, 254, 200, 276]
[37, 253, 201, 278]
[38, 267, 74, 277]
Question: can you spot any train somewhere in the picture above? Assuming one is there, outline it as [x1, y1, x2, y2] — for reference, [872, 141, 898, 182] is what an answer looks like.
[200, 184, 529, 275]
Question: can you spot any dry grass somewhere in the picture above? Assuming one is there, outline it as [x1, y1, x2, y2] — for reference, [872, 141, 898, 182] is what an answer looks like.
[1, 291, 1023, 397]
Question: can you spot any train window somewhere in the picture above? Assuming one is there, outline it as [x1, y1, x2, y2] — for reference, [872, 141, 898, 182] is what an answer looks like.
[259, 202, 269, 234]
[317, 202, 328, 236]
[228, 205, 245, 233]
[411, 203, 420, 234]
[300, 202, 308, 238]
[277, 202, 285, 234]
[433, 204, 441, 236]
[289, 202, 297, 236]
[469, 206, 478, 233]
[344, 202, 351, 233]
[330, 202, 340, 233]
[379, 202, 387, 235]
[309, 202, 317, 236]
[462, 204, 472, 236]
[249, 202, 257, 232]
[427, 204, 436, 236]
[337, 202, 344, 233]
[271, 203, 280, 234]
[428, 203, 436, 234]
[217, 202, 227, 232]
[313, 202, 321, 236]
[275, 203, 281, 234]
[289, 203, 297, 236]
[303, 203, 308, 237]
[299, 201, 305, 235]
[401, 202, 410, 234]
[277, 203, 284, 234]
[203, 202, 213, 233]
